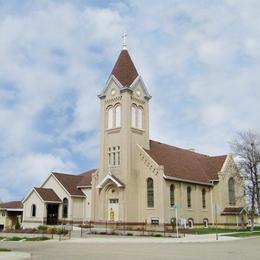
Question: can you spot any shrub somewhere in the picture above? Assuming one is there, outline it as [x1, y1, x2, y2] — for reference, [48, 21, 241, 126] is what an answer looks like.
[48, 227, 58, 234]
[38, 225, 48, 232]
[56, 228, 68, 235]
[15, 222, 21, 230]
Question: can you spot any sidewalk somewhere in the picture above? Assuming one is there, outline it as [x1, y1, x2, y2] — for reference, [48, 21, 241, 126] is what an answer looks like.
[63, 233, 241, 243]
[0, 252, 30, 260]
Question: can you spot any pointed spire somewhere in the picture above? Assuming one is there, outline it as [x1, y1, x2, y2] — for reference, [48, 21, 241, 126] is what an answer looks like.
[111, 49, 138, 87]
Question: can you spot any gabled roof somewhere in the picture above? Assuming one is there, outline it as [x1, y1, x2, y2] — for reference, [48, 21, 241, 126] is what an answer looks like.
[96, 174, 125, 189]
[111, 49, 138, 87]
[52, 169, 96, 196]
[34, 188, 61, 203]
[0, 201, 23, 210]
[77, 169, 96, 187]
[145, 140, 227, 185]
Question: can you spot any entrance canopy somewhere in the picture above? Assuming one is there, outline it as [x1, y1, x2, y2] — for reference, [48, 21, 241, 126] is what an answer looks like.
[221, 207, 248, 216]
[96, 174, 125, 189]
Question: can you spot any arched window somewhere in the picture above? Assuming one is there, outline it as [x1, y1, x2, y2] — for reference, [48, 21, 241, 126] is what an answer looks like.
[170, 184, 175, 207]
[188, 218, 194, 228]
[115, 105, 121, 128]
[228, 177, 236, 205]
[31, 204, 36, 217]
[147, 178, 154, 208]
[137, 106, 143, 129]
[202, 189, 206, 209]
[187, 187, 191, 208]
[63, 198, 68, 218]
[203, 218, 208, 228]
[107, 106, 113, 129]
[131, 104, 137, 128]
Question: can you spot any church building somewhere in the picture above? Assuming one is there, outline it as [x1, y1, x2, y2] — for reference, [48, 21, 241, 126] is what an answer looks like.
[2, 43, 247, 230]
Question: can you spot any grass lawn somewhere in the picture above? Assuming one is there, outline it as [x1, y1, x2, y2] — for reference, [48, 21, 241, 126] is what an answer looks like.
[224, 231, 260, 237]
[25, 237, 50, 241]
[188, 228, 245, 234]
[0, 248, 11, 252]
[5, 236, 50, 241]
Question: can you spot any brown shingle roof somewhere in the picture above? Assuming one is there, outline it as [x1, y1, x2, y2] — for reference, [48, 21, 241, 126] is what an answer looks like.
[77, 169, 96, 187]
[145, 140, 227, 184]
[111, 174, 125, 187]
[111, 50, 138, 87]
[34, 188, 61, 202]
[52, 169, 96, 196]
[0, 201, 23, 210]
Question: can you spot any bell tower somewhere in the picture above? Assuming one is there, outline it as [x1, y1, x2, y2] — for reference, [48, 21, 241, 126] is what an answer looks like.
[92, 38, 151, 222]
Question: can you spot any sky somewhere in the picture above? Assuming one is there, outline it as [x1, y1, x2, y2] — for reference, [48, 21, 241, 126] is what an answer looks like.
[0, 0, 260, 201]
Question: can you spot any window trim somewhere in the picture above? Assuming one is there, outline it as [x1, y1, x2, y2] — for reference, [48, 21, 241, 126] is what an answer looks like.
[228, 177, 236, 206]
[147, 178, 154, 208]
[170, 184, 175, 207]
[115, 104, 121, 128]
[187, 187, 191, 208]
[107, 106, 114, 129]
[62, 198, 68, 218]
[202, 188, 206, 209]
[31, 204, 36, 217]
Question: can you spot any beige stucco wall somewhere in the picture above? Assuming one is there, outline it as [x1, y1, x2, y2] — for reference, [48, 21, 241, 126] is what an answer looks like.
[137, 145, 212, 225]
[212, 155, 247, 225]
[23, 191, 44, 228]
[81, 188, 92, 221]
[0, 210, 7, 227]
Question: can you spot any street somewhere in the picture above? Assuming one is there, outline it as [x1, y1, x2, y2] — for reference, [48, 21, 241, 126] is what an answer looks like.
[0, 236, 259, 260]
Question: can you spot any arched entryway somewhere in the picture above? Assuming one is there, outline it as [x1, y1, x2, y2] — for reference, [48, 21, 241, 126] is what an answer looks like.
[105, 185, 119, 221]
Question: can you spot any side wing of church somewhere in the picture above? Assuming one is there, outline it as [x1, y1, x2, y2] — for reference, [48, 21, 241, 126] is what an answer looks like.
[0, 46, 247, 230]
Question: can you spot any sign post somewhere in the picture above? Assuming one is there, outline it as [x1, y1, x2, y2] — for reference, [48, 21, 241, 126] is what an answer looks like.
[172, 204, 179, 238]
[214, 204, 219, 241]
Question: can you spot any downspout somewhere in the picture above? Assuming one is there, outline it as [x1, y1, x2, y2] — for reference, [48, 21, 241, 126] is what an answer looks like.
[83, 197, 86, 225]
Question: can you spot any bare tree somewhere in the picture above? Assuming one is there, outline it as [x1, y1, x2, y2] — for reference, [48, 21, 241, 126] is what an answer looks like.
[230, 130, 260, 231]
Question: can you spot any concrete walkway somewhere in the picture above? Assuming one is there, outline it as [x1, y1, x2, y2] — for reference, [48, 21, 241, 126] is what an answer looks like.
[63, 233, 241, 243]
[0, 252, 30, 260]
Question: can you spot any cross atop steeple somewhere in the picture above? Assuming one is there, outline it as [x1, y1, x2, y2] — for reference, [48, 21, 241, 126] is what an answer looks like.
[122, 32, 127, 50]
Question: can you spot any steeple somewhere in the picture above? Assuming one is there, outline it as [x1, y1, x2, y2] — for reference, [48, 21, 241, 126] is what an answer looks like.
[111, 50, 138, 87]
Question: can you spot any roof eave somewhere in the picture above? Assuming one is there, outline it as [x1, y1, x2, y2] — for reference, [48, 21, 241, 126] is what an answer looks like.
[43, 201, 62, 204]
[0, 208, 23, 211]
[163, 174, 213, 186]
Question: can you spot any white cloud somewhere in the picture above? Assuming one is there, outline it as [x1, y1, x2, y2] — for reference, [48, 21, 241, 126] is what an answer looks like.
[0, 152, 75, 200]
[0, 0, 260, 200]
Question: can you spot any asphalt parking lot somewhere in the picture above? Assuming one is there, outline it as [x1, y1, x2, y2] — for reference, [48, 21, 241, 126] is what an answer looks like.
[0, 236, 260, 260]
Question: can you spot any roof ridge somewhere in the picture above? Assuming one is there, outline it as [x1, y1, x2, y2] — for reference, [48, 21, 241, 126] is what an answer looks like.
[35, 187, 53, 190]
[78, 168, 97, 176]
[149, 139, 209, 157]
[52, 172, 81, 177]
